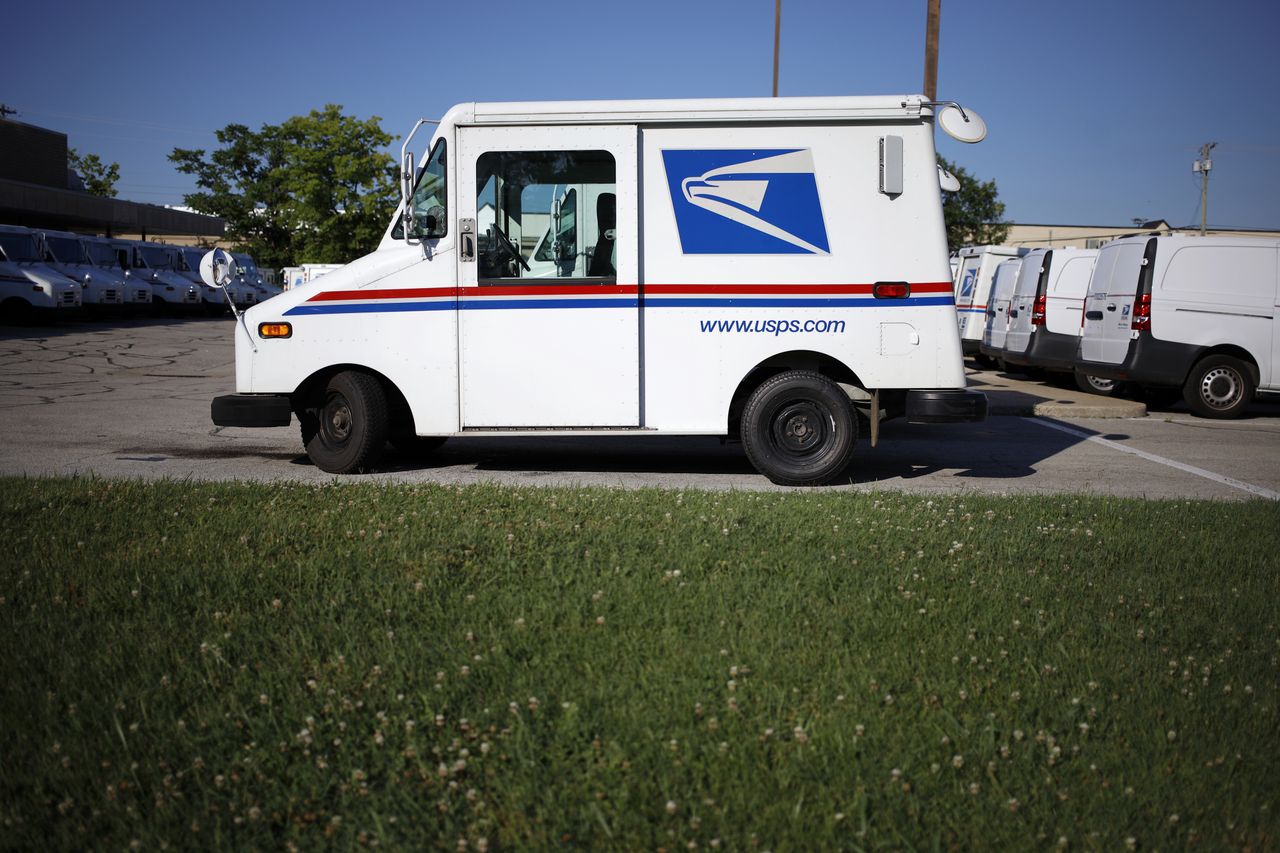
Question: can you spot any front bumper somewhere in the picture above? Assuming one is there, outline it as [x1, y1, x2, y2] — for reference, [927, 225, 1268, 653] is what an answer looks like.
[211, 394, 293, 427]
[905, 389, 988, 424]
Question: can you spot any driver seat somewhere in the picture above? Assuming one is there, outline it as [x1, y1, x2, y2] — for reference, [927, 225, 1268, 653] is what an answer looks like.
[587, 193, 616, 278]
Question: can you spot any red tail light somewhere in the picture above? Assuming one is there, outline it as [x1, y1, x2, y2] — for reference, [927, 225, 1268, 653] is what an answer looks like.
[1132, 293, 1151, 331]
[1031, 294, 1046, 326]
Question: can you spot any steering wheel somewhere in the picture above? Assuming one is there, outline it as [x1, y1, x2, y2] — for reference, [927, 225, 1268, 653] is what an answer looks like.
[490, 223, 531, 272]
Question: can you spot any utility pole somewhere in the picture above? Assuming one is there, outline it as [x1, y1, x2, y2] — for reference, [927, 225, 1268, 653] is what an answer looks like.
[772, 0, 781, 97]
[924, 0, 941, 101]
[1193, 142, 1216, 236]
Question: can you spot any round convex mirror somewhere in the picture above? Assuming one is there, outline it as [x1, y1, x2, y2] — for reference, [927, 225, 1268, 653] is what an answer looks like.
[937, 105, 987, 144]
[199, 248, 236, 289]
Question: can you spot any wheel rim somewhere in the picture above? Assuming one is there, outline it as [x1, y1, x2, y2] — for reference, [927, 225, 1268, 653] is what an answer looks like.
[320, 391, 354, 447]
[1086, 375, 1114, 393]
[769, 398, 832, 460]
[1198, 366, 1244, 410]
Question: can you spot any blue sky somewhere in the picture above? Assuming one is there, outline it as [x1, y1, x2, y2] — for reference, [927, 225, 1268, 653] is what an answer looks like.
[5, 0, 1278, 228]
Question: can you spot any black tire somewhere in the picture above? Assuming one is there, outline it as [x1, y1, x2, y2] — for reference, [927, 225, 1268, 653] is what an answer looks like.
[389, 434, 448, 458]
[973, 353, 996, 369]
[740, 370, 857, 486]
[1182, 355, 1255, 419]
[0, 298, 32, 326]
[1074, 371, 1121, 397]
[300, 371, 389, 473]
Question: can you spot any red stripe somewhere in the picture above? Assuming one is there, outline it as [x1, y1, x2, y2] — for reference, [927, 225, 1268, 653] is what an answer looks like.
[307, 286, 458, 302]
[307, 281, 953, 302]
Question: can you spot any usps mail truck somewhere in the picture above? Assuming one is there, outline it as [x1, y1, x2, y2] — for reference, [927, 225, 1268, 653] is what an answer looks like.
[1076, 235, 1279, 418]
[208, 95, 989, 485]
[952, 245, 1025, 364]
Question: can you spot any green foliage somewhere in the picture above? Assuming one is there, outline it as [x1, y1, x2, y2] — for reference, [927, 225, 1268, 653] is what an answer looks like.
[2, 478, 1278, 849]
[170, 105, 398, 273]
[939, 155, 1009, 249]
[67, 147, 120, 198]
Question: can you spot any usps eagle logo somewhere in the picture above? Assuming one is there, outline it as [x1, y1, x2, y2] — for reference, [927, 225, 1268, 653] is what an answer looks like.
[662, 149, 830, 254]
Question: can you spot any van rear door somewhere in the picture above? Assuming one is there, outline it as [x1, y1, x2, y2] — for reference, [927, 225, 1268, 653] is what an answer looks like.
[456, 125, 639, 427]
[1081, 239, 1147, 364]
[1004, 250, 1048, 355]
[983, 259, 1020, 350]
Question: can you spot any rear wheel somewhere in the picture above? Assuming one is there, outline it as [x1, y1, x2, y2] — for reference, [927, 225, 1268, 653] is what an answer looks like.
[1183, 355, 1254, 419]
[741, 370, 857, 486]
[300, 371, 389, 473]
[1074, 371, 1121, 396]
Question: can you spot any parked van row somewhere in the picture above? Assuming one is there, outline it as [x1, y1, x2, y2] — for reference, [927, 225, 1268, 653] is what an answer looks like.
[0, 223, 278, 323]
[957, 236, 1280, 418]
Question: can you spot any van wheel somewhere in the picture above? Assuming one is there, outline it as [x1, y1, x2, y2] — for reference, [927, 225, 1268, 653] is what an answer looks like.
[1074, 372, 1121, 397]
[1183, 355, 1255, 419]
[301, 371, 389, 473]
[741, 370, 857, 486]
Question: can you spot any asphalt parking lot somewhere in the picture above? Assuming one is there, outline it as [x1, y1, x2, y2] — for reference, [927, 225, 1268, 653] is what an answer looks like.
[1, 317, 1277, 500]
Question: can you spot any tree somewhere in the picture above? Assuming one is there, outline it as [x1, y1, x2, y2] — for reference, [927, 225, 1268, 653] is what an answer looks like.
[170, 105, 398, 273]
[68, 148, 120, 197]
[938, 155, 1008, 249]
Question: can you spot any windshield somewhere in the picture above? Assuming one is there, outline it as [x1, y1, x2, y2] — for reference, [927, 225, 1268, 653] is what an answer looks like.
[180, 249, 203, 272]
[138, 246, 176, 270]
[0, 233, 42, 262]
[45, 236, 88, 264]
[233, 255, 259, 275]
[85, 242, 119, 267]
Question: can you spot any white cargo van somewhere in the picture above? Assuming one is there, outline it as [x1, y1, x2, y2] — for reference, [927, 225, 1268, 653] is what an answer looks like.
[0, 225, 82, 320]
[978, 257, 1023, 364]
[207, 95, 990, 485]
[1076, 235, 1279, 418]
[1001, 247, 1097, 372]
[952, 245, 1025, 364]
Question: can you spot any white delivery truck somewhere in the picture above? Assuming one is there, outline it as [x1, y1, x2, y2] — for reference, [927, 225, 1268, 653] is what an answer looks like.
[1076, 235, 1279, 418]
[952, 245, 1025, 365]
[207, 94, 990, 485]
[39, 229, 144, 315]
[978, 257, 1024, 366]
[282, 264, 345, 291]
[118, 240, 204, 314]
[1000, 247, 1097, 373]
[0, 225, 82, 320]
[80, 236, 152, 311]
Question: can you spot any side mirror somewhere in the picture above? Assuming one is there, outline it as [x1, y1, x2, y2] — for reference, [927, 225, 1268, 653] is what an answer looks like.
[200, 248, 236, 289]
[401, 151, 416, 239]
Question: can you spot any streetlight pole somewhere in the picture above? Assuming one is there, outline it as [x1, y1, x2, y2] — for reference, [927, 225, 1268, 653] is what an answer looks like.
[1193, 142, 1216, 236]
[772, 0, 781, 97]
[924, 0, 941, 101]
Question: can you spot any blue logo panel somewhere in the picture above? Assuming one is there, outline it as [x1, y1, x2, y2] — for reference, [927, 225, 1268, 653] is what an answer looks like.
[959, 268, 977, 298]
[662, 149, 829, 255]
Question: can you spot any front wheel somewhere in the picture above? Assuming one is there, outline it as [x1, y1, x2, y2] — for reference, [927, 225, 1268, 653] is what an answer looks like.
[300, 371, 389, 473]
[741, 370, 857, 486]
[1183, 355, 1255, 419]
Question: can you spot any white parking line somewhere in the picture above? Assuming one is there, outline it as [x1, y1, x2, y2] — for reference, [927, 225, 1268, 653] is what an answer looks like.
[1028, 418, 1280, 501]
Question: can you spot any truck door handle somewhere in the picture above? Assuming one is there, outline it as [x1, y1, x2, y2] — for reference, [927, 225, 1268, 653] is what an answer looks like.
[1085, 310, 1103, 321]
[1106, 303, 1116, 312]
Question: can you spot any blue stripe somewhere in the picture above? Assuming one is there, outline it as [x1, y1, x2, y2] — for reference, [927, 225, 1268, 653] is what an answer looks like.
[284, 295, 954, 315]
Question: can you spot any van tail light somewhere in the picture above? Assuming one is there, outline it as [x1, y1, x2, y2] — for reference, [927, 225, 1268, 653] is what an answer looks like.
[1031, 294, 1046, 326]
[1080, 300, 1088, 328]
[1132, 292, 1151, 331]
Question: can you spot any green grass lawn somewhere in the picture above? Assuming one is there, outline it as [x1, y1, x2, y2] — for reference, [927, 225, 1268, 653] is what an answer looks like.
[1, 477, 1277, 850]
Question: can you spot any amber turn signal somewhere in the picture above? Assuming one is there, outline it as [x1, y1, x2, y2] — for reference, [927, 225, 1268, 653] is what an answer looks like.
[258, 323, 292, 339]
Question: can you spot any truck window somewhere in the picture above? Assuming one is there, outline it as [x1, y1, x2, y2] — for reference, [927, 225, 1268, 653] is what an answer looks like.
[393, 139, 448, 240]
[474, 150, 614, 282]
